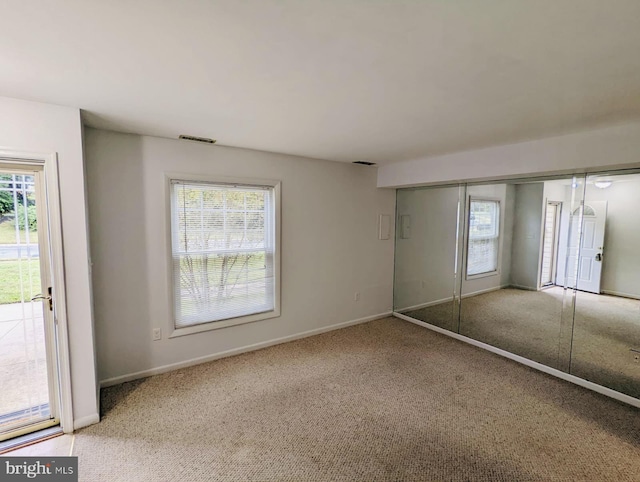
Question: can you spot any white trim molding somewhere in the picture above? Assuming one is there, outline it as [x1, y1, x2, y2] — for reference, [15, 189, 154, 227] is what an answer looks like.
[602, 290, 640, 300]
[394, 312, 640, 409]
[73, 414, 100, 431]
[396, 297, 453, 313]
[461, 285, 510, 299]
[0, 149, 75, 433]
[508, 284, 539, 292]
[396, 285, 510, 313]
[100, 311, 392, 388]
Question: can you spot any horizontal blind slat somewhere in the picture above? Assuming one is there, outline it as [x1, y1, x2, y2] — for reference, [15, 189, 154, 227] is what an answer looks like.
[171, 182, 275, 328]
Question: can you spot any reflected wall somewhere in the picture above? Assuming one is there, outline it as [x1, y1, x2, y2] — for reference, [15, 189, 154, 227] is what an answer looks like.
[394, 171, 640, 403]
[394, 186, 462, 332]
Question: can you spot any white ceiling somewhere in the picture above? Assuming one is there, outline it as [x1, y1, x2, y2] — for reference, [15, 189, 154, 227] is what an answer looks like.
[2, 0, 640, 164]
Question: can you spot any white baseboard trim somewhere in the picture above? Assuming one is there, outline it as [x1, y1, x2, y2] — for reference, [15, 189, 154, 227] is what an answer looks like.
[100, 311, 392, 388]
[509, 284, 538, 291]
[397, 297, 454, 312]
[461, 284, 509, 299]
[73, 413, 100, 431]
[397, 285, 514, 312]
[602, 290, 640, 300]
[393, 312, 640, 409]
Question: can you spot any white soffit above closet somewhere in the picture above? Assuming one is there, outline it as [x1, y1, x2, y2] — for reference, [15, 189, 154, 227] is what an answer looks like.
[1, 0, 640, 164]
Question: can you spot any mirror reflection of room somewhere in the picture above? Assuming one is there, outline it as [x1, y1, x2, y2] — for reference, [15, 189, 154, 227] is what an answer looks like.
[394, 185, 461, 332]
[571, 172, 640, 399]
[394, 172, 640, 401]
[394, 177, 586, 368]
[458, 179, 580, 369]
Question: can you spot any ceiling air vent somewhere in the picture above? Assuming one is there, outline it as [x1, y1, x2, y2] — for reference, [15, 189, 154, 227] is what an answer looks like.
[179, 135, 217, 144]
[352, 161, 376, 166]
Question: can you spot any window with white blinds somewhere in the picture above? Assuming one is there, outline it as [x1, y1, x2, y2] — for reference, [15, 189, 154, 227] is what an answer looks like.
[170, 179, 279, 330]
[467, 199, 500, 277]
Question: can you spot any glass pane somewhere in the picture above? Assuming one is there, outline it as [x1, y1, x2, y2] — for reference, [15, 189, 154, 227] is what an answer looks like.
[0, 173, 51, 435]
[459, 179, 581, 369]
[570, 172, 640, 398]
[394, 185, 462, 332]
[175, 252, 271, 325]
[171, 182, 275, 328]
[467, 199, 500, 276]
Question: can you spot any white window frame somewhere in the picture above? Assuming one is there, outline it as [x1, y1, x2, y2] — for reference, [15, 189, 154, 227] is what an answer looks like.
[165, 173, 281, 338]
[466, 197, 502, 280]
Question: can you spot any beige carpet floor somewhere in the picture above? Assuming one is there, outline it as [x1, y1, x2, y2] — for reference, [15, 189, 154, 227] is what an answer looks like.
[74, 317, 640, 481]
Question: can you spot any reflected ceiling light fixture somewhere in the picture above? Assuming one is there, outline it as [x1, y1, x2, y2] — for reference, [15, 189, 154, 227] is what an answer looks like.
[594, 180, 613, 189]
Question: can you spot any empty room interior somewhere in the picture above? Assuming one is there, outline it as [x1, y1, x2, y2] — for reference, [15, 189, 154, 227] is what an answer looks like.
[0, 1, 639, 481]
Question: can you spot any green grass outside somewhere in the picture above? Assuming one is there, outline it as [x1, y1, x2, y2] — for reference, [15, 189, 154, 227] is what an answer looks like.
[0, 220, 37, 245]
[0, 259, 41, 304]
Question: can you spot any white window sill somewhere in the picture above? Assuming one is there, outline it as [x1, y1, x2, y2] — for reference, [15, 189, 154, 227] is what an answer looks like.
[466, 270, 500, 281]
[169, 309, 281, 338]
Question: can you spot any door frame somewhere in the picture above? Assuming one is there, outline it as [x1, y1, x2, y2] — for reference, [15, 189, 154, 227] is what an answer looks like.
[540, 201, 562, 287]
[0, 148, 73, 434]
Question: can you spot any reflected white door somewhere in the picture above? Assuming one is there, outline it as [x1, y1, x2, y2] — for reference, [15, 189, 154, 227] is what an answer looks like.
[567, 201, 607, 294]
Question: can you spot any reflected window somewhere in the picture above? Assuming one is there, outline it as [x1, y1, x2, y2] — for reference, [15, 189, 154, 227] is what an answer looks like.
[573, 205, 595, 217]
[467, 199, 500, 277]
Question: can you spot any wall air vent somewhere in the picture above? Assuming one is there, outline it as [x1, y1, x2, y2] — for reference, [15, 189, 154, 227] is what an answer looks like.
[352, 161, 376, 166]
[179, 135, 217, 144]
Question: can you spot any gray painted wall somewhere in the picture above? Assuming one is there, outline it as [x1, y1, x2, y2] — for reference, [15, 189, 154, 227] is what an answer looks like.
[510, 183, 545, 290]
[394, 186, 460, 310]
[85, 128, 396, 383]
[585, 179, 640, 298]
[394, 183, 515, 311]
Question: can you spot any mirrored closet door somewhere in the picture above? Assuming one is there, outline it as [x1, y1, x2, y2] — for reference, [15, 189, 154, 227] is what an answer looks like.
[458, 178, 583, 369]
[393, 171, 640, 404]
[570, 171, 640, 399]
[394, 185, 464, 332]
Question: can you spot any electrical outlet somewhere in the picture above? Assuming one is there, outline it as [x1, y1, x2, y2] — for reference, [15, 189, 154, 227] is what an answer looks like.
[152, 328, 162, 341]
[354, 292, 360, 301]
